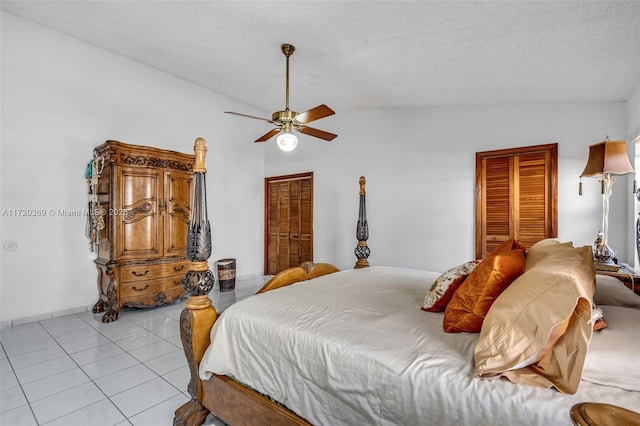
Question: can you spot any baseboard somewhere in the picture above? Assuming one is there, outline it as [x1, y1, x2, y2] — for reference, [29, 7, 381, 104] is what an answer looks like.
[0, 304, 95, 329]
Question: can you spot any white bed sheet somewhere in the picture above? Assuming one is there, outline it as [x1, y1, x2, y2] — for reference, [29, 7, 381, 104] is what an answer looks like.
[199, 266, 640, 426]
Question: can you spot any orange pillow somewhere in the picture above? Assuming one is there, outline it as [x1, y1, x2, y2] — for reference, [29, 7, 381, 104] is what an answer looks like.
[443, 248, 526, 333]
[491, 238, 527, 255]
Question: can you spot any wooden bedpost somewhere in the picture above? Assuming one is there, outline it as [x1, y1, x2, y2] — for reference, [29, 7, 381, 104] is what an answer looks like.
[174, 138, 216, 426]
[354, 176, 370, 268]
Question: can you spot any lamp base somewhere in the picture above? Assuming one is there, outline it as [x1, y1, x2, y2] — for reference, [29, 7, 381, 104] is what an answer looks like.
[594, 251, 616, 264]
[594, 233, 616, 264]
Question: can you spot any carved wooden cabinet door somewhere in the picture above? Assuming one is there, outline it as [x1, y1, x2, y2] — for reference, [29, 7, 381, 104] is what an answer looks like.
[115, 167, 163, 260]
[164, 170, 192, 258]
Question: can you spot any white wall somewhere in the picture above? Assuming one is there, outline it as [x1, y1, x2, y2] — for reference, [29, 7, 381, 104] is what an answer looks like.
[626, 81, 640, 267]
[265, 102, 629, 273]
[0, 13, 266, 324]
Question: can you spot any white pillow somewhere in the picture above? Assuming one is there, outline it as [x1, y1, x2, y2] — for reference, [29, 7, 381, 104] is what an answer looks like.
[594, 274, 640, 308]
[583, 305, 640, 391]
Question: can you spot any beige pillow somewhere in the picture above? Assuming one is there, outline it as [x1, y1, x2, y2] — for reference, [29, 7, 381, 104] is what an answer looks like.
[524, 238, 574, 271]
[474, 244, 595, 394]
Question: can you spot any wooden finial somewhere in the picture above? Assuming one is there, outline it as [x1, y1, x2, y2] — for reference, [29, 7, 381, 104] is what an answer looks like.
[193, 137, 207, 173]
[359, 176, 366, 195]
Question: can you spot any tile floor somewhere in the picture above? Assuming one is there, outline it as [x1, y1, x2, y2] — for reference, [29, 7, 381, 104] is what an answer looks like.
[0, 275, 269, 426]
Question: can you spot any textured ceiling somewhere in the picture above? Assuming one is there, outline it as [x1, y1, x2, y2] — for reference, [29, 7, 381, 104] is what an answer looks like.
[3, 1, 640, 113]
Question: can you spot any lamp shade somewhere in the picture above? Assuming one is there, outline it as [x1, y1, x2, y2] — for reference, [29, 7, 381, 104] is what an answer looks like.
[580, 140, 634, 177]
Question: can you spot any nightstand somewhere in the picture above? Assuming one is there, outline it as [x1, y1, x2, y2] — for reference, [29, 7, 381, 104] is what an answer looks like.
[596, 264, 640, 295]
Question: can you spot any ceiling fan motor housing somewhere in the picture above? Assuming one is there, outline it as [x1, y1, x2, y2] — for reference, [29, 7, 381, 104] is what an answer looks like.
[272, 109, 297, 123]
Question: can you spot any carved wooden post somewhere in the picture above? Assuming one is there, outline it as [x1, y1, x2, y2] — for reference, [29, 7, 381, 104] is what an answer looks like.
[174, 138, 216, 426]
[354, 176, 370, 268]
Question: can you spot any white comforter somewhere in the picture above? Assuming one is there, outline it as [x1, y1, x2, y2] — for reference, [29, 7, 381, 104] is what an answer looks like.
[199, 266, 640, 426]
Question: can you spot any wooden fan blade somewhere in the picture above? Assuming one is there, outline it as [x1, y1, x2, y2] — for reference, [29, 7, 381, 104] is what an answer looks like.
[297, 126, 338, 141]
[255, 128, 281, 143]
[294, 104, 335, 124]
[225, 111, 275, 124]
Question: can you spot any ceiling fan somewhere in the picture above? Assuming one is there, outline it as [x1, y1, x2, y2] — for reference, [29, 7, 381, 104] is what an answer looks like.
[225, 43, 337, 151]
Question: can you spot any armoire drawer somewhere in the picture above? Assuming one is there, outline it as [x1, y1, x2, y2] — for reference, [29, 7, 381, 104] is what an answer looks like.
[120, 284, 185, 308]
[120, 275, 185, 297]
[120, 261, 189, 283]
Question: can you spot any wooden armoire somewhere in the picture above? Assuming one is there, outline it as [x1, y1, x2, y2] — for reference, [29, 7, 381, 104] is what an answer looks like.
[91, 141, 194, 322]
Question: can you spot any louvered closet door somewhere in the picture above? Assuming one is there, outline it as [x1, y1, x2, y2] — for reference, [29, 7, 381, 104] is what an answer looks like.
[476, 144, 557, 260]
[517, 152, 553, 248]
[481, 156, 513, 257]
[265, 173, 314, 275]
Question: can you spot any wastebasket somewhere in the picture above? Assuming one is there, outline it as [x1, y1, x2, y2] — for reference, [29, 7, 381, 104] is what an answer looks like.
[217, 258, 236, 292]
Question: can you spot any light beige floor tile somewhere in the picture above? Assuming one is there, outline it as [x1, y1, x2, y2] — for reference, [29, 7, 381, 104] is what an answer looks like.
[128, 393, 188, 426]
[94, 363, 157, 396]
[110, 377, 180, 418]
[0, 386, 27, 413]
[30, 381, 105, 424]
[21, 367, 90, 402]
[81, 352, 140, 380]
[0, 404, 38, 426]
[44, 398, 126, 426]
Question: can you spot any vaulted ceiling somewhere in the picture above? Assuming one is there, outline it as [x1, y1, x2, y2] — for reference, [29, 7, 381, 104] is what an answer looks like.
[3, 1, 640, 112]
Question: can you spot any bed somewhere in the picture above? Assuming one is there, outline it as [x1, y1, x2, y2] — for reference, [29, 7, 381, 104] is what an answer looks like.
[174, 139, 640, 426]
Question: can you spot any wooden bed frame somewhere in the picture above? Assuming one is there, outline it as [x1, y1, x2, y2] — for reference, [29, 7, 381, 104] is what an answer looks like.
[174, 261, 340, 426]
[174, 138, 363, 425]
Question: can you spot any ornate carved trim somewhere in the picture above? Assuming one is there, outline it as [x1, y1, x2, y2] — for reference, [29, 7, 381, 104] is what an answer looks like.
[106, 276, 118, 308]
[120, 154, 193, 171]
[124, 202, 153, 220]
[183, 270, 215, 296]
[172, 203, 190, 221]
[186, 221, 212, 262]
[173, 399, 209, 426]
[180, 309, 198, 398]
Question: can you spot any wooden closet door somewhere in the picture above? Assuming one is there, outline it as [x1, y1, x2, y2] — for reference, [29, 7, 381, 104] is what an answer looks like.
[476, 144, 557, 259]
[115, 167, 163, 260]
[516, 152, 554, 248]
[164, 170, 193, 258]
[265, 173, 314, 275]
[481, 156, 513, 256]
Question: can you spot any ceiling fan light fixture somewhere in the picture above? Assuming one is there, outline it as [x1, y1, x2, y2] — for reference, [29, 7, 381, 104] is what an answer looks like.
[277, 131, 298, 151]
[225, 43, 337, 149]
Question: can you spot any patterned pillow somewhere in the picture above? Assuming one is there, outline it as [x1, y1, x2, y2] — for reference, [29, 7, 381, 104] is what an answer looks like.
[422, 260, 480, 312]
